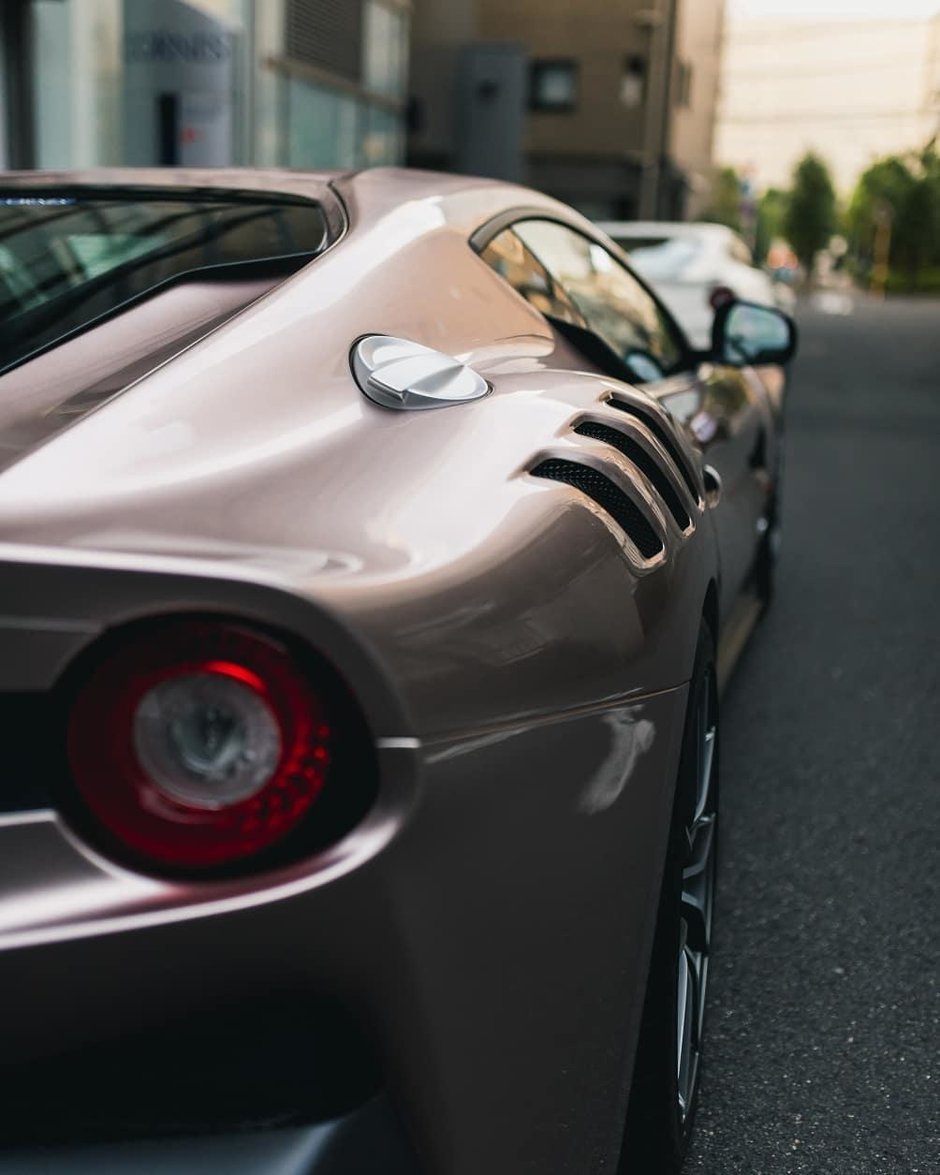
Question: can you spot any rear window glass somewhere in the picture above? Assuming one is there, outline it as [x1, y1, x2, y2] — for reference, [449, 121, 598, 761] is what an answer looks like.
[0, 189, 332, 373]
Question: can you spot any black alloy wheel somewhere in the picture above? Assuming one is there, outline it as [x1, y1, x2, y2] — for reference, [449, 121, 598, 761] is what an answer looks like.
[620, 623, 719, 1174]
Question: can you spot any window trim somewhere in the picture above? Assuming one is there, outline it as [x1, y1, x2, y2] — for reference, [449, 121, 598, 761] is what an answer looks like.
[471, 210, 698, 378]
[478, 222, 584, 330]
[0, 184, 344, 376]
[621, 54, 647, 110]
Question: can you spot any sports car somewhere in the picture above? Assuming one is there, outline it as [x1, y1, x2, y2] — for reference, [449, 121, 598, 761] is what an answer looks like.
[0, 168, 796, 1174]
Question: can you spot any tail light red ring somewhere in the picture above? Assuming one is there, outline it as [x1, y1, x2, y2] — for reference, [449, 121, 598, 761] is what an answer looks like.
[67, 620, 332, 871]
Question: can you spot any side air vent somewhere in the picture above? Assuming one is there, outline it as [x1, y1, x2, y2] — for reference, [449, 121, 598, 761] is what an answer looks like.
[606, 397, 701, 503]
[574, 421, 691, 532]
[531, 458, 664, 559]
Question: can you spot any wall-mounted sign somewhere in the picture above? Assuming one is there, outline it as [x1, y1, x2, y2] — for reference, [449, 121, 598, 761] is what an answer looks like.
[125, 31, 233, 66]
[122, 0, 238, 167]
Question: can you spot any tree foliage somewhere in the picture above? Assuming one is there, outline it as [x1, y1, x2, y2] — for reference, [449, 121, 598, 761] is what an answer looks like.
[783, 153, 837, 272]
[755, 187, 789, 264]
[705, 167, 744, 233]
[847, 147, 940, 287]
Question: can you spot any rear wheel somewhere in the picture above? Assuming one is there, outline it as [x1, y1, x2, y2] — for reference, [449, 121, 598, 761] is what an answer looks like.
[620, 624, 719, 1173]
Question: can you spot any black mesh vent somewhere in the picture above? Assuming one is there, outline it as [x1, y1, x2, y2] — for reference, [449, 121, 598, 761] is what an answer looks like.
[531, 458, 663, 558]
[575, 421, 691, 531]
[286, 0, 362, 83]
[606, 397, 700, 502]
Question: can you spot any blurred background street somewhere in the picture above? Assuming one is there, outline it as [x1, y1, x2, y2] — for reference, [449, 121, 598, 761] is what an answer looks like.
[689, 294, 940, 1173]
[1, 0, 938, 1170]
[2, 0, 939, 299]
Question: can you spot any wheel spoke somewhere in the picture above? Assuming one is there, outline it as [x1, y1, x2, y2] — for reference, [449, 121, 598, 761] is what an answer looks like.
[685, 812, 716, 880]
[681, 887, 710, 956]
[676, 940, 702, 1121]
[676, 946, 693, 1106]
[673, 664, 719, 1129]
[695, 728, 716, 822]
[683, 943, 703, 1049]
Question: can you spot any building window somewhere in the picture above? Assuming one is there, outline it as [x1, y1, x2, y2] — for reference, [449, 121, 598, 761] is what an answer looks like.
[286, 0, 363, 84]
[529, 59, 577, 112]
[287, 79, 360, 170]
[621, 55, 646, 109]
[363, 0, 409, 99]
[20, 0, 409, 173]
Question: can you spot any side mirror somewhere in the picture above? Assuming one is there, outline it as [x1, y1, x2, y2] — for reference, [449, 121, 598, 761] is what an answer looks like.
[712, 299, 797, 367]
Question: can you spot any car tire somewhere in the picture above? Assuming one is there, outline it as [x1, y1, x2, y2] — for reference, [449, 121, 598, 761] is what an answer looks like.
[619, 622, 719, 1174]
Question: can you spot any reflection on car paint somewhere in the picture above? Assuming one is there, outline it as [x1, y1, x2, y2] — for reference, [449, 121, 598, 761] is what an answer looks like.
[579, 706, 656, 815]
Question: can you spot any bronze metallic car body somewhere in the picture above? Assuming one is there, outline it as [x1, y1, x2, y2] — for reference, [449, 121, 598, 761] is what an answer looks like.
[0, 168, 791, 1172]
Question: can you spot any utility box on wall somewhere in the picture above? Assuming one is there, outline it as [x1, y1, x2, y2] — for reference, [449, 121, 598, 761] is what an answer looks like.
[456, 43, 525, 182]
[122, 0, 240, 166]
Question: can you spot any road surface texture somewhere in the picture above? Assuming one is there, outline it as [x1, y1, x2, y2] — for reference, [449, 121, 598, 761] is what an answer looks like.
[686, 296, 939, 1174]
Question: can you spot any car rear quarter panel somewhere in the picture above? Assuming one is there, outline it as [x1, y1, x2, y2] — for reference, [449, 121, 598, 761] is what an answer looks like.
[0, 171, 715, 727]
[0, 171, 719, 1172]
[0, 546, 692, 1173]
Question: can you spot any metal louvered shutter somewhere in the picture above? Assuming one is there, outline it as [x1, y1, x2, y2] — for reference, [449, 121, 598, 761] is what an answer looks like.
[285, 0, 363, 83]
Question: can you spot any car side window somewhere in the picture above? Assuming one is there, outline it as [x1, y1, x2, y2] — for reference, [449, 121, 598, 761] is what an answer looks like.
[480, 228, 583, 326]
[513, 219, 685, 381]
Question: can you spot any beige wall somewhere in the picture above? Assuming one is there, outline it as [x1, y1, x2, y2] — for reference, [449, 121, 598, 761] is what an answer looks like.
[716, 14, 940, 194]
[476, 0, 649, 158]
[409, 0, 726, 218]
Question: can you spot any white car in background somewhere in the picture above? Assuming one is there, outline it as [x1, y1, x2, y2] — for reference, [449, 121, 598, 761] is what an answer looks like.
[598, 220, 791, 349]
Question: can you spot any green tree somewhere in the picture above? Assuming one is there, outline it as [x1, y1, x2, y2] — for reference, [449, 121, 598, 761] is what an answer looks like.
[783, 153, 837, 277]
[848, 146, 940, 288]
[847, 156, 913, 257]
[755, 187, 789, 264]
[898, 173, 940, 279]
[704, 167, 743, 233]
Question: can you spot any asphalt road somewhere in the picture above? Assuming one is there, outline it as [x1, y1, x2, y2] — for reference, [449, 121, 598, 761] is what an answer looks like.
[686, 296, 940, 1174]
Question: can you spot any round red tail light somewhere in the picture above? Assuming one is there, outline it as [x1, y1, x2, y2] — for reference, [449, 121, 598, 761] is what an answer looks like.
[67, 621, 332, 871]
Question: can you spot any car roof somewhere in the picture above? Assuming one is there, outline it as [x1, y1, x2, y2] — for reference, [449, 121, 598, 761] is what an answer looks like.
[0, 166, 344, 197]
[0, 166, 582, 243]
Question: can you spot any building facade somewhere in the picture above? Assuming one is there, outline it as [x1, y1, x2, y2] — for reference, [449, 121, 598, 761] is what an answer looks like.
[0, 0, 410, 172]
[716, 13, 940, 194]
[407, 0, 726, 221]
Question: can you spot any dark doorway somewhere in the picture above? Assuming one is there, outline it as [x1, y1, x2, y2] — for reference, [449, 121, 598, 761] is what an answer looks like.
[1, 0, 35, 168]
[157, 93, 180, 165]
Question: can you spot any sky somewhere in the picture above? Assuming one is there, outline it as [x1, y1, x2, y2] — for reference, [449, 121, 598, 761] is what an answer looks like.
[730, 0, 939, 18]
